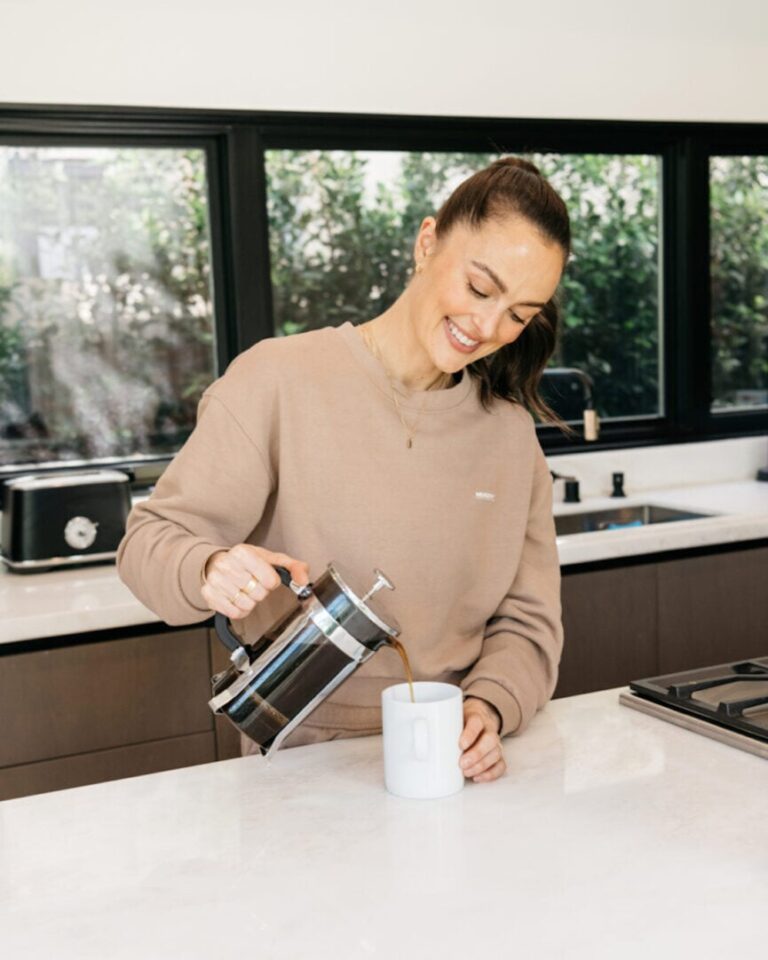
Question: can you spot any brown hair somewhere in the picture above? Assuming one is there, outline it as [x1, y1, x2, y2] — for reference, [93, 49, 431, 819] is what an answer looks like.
[431, 156, 571, 426]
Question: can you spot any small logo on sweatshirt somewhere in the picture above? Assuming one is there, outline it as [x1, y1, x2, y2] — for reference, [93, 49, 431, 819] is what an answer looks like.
[474, 491, 496, 502]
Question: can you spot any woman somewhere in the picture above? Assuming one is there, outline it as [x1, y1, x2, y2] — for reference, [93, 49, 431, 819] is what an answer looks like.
[117, 156, 570, 784]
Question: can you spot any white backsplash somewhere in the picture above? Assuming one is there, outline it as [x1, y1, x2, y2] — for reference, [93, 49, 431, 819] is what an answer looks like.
[546, 435, 768, 502]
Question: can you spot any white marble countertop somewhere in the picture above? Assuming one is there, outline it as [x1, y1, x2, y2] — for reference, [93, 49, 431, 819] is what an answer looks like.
[0, 687, 764, 959]
[1, 479, 766, 646]
[0, 560, 159, 645]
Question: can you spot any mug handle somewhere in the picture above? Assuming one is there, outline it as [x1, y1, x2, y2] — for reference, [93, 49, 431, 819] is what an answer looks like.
[412, 717, 429, 761]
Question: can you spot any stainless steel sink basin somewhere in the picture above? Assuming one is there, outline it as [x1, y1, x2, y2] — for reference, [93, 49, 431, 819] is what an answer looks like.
[554, 504, 716, 537]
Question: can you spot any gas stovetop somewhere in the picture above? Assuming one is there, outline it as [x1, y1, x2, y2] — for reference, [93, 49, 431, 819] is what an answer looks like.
[619, 657, 768, 759]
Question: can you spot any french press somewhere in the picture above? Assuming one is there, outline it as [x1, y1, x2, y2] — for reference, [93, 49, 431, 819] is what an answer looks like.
[208, 561, 400, 757]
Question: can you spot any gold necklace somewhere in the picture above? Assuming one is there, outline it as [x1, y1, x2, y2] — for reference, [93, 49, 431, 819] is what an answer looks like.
[361, 324, 452, 449]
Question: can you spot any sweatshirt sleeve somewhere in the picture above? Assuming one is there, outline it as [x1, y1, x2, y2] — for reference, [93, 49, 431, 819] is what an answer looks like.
[116, 385, 276, 627]
[460, 440, 563, 737]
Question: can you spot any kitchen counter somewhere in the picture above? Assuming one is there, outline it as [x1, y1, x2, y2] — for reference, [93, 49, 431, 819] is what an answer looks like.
[0, 687, 763, 959]
[1, 479, 766, 645]
[0, 558, 158, 644]
[554, 478, 768, 565]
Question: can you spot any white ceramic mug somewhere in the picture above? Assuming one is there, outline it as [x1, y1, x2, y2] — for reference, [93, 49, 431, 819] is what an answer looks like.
[381, 681, 464, 800]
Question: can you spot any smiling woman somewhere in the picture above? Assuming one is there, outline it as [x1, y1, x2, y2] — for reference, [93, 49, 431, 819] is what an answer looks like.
[356, 157, 571, 424]
[117, 155, 571, 786]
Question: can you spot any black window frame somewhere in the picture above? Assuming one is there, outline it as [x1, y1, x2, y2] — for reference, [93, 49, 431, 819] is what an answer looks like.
[0, 103, 766, 489]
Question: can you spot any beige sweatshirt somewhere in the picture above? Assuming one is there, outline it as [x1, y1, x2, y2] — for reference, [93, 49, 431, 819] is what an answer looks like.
[116, 321, 563, 751]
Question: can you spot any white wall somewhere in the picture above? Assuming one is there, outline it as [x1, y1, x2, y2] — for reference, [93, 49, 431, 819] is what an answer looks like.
[0, 0, 766, 122]
[548, 436, 768, 500]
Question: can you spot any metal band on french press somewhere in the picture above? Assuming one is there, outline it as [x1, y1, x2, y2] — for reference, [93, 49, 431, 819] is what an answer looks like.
[306, 595, 371, 663]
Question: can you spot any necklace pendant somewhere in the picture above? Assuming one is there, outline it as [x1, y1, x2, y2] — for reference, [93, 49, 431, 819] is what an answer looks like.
[406, 437, 413, 449]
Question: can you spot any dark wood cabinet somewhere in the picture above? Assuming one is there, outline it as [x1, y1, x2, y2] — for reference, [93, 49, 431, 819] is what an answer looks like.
[657, 546, 768, 672]
[555, 563, 657, 698]
[555, 542, 768, 701]
[0, 624, 218, 801]
[0, 732, 215, 800]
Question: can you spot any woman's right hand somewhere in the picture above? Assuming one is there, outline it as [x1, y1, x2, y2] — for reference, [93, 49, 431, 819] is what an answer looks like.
[201, 545, 310, 620]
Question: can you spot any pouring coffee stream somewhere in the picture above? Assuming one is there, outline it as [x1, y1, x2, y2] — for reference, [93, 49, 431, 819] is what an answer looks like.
[208, 560, 412, 757]
[387, 638, 415, 704]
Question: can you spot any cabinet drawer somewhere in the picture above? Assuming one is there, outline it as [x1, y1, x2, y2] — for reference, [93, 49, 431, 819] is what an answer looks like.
[0, 628, 214, 768]
[658, 547, 768, 672]
[556, 564, 657, 698]
[0, 731, 216, 801]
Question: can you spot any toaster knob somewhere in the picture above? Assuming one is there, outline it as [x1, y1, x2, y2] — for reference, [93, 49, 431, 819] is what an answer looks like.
[64, 515, 99, 550]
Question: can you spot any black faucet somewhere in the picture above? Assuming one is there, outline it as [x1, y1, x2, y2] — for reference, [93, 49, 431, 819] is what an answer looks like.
[550, 470, 580, 503]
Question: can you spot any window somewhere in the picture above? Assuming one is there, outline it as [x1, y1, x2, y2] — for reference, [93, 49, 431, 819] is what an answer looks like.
[0, 144, 217, 469]
[264, 149, 662, 423]
[1, 106, 765, 474]
[710, 155, 767, 413]
[265, 150, 492, 335]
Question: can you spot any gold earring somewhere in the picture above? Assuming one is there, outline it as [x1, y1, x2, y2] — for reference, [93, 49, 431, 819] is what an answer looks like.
[415, 261, 424, 274]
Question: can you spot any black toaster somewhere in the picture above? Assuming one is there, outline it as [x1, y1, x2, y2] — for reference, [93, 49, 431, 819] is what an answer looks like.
[0, 469, 132, 573]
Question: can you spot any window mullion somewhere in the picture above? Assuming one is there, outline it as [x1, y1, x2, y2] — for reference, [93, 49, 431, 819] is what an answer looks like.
[224, 124, 275, 355]
[668, 136, 711, 437]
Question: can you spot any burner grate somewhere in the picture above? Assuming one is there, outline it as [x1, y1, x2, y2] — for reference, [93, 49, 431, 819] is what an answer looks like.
[669, 670, 768, 719]
[718, 693, 768, 717]
[629, 659, 768, 743]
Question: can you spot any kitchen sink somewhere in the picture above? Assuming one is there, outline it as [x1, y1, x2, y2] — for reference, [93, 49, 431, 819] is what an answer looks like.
[554, 503, 716, 537]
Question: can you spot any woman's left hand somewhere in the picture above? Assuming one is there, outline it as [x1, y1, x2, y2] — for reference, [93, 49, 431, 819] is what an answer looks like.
[459, 697, 506, 783]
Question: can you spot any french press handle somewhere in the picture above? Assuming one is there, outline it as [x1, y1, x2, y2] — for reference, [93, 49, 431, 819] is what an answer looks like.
[213, 564, 313, 657]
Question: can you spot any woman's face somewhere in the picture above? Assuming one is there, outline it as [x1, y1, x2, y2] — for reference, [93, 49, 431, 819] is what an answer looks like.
[411, 214, 565, 374]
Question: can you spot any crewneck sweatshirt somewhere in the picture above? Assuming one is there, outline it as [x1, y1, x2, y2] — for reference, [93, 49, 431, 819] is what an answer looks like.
[116, 321, 563, 751]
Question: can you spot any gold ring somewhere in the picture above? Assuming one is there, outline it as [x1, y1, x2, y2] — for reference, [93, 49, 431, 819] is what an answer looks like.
[242, 576, 259, 595]
[229, 591, 242, 605]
